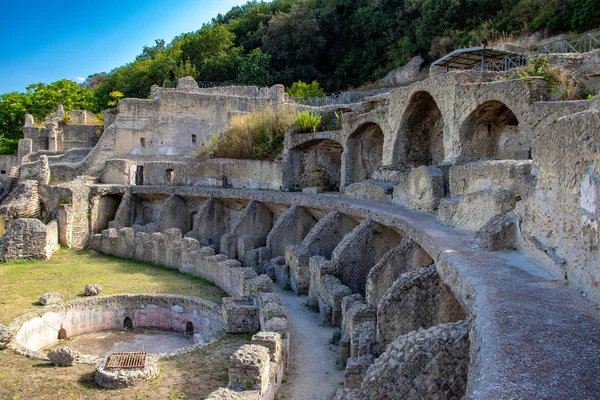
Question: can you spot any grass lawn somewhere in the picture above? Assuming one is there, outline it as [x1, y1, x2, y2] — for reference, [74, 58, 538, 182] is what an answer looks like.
[0, 248, 251, 400]
[0, 248, 226, 325]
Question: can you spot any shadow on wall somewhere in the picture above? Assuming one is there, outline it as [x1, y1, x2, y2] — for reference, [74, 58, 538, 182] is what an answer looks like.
[394, 91, 445, 167]
[96, 194, 123, 233]
[347, 123, 384, 184]
[290, 139, 344, 191]
[457, 101, 525, 164]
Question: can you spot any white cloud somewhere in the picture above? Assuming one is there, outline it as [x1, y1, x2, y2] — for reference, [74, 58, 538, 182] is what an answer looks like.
[75, 77, 86, 83]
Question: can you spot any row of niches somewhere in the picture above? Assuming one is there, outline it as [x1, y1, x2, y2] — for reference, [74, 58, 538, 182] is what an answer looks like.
[88, 193, 470, 398]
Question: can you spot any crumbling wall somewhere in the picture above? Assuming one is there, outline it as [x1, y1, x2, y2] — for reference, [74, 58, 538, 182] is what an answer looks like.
[332, 220, 402, 296]
[355, 320, 470, 400]
[376, 265, 466, 349]
[0, 218, 59, 261]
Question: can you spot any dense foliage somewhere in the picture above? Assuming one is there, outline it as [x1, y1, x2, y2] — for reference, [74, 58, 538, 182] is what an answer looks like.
[0, 0, 598, 154]
[0, 79, 98, 154]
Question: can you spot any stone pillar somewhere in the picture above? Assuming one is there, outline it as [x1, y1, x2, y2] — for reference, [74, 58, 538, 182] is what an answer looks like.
[57, 204, 74, 248]
[47, 127, 58, 151]
[18, 139, 32, 164]
[38, 155, 51, 186]
[228, 345, 271, 393]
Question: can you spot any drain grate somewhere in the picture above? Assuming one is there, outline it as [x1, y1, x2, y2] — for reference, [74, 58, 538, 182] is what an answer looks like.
[106, 352, 147, 369]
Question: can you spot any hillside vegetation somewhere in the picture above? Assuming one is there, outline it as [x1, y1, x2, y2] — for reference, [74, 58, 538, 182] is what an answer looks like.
[0, 0, 598, 154]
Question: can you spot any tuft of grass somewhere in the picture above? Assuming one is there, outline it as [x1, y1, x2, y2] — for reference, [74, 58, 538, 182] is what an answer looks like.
[296, 110, 322, 134]
[202, 105, 296, 161]
[0, 249, 226, 324]
[505, 56, 591, 101]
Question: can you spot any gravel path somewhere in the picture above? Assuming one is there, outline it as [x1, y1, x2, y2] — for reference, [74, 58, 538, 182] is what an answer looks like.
[276, 288, 345, 400]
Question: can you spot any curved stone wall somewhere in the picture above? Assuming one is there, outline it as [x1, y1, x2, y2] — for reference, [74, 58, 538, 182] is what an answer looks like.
[9, 294, 224, 357]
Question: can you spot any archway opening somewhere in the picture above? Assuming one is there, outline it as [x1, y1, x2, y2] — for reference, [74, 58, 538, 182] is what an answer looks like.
[347, 123, 384, 184]
[58, 328, 67, 340]
[457, 101, 521, 164]
[290, 139, 343, 191]
[123, 317, 133, 330]
[395, 91, 445, 167]
[186, 321, 194, 335]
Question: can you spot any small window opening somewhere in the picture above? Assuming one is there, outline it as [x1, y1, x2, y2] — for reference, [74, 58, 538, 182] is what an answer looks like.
[186, 321, 194, 335]
[192, 134, 197, 145]
[166, 169, 175, 185]
[1, 170, 6, 174]
[140, 138, 146, 147]
[124, 317, 133, 329]
[58, 328, 67, 340]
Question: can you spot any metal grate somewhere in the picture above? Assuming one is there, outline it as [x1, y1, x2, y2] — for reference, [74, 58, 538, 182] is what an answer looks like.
[106, 352, 147, 369]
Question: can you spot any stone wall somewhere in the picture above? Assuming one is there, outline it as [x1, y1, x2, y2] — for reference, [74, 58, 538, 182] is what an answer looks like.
[0, 218, 59, 261]
[143, 159, 283, 190]
[349, 320, 470, 400]
[9, 294, 223, 358]
[88, 227, 272, 298]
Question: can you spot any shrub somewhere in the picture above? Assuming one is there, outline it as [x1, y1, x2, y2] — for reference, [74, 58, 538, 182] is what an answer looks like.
[287, 81, 325, 99]
[202, 105, 296, 161]
[296, 110, 322, 133]
[509, 56, 585, 100]
[62, 113, 71, 124]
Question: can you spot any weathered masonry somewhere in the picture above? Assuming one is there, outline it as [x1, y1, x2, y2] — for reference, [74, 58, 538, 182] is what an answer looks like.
[2, 49, 600, 399]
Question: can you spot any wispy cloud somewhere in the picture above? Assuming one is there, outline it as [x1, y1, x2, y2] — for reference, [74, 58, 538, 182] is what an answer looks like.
[75, 77, 86, 83]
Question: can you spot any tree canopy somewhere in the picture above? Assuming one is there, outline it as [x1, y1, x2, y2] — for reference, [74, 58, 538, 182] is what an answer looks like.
[0, 0, 598, 154]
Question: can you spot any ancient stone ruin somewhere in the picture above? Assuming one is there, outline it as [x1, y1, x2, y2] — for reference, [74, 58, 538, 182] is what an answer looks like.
[1, 48, 600, 399]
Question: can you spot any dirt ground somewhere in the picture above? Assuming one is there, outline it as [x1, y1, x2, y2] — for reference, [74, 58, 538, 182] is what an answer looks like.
[0, 333, 251, 400]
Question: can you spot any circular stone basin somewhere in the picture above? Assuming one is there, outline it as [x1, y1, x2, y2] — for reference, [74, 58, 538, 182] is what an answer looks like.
[95, 353, 160, 389]
[9, 294, 224, 361]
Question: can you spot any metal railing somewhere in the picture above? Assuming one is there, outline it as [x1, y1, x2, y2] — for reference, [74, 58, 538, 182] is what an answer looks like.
[532, 29, 600, 54]
[291, 90, 384, 107]
[471, 54, 528, 72]
[162, 80, 230, 89]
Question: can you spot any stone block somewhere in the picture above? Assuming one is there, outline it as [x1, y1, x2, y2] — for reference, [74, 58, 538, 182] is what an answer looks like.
[264, 317, 288, 340]
[438, 190, 517, 231]
[286, 245, 311, 295]
[345, 180, 394, 204]
[39, 292, 64, 306]
[302, 187, 324, 195]
[449, 160, 534, 198]
[228, 344, 271, 392]
[393, 166, 445, 212]
[470, 212, 517, 251]
[0, 324, 12, 350]
[252, 331, 282, 363]
[84, 284, 103, 296]
[222, 297, 260, 334]
[48, 346, 80, 367]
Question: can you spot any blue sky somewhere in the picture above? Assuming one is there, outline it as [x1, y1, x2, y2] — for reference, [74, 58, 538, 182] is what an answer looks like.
[0, 0, 251, 94]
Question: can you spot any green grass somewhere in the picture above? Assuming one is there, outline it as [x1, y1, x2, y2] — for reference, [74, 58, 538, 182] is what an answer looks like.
[0, 249, 226, 325]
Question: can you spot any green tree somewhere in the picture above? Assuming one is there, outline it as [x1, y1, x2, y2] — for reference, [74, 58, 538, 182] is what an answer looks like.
[237, 48, 273, 86]
[287, 80, 325, 99]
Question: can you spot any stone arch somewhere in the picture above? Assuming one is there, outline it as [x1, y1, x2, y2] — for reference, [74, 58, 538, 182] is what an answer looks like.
[185, 321, 194, 335]
[123, 317, 133, 329]
[347, 123, 384, 184]
[58, 328, 67, 340]
[457, 101, 522, 164]
[394, 91, 445, 167]
[290, 139, 344, 191]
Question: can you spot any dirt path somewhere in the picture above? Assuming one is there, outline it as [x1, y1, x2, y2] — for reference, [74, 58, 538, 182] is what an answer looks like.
[276, 288, 345, 400]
